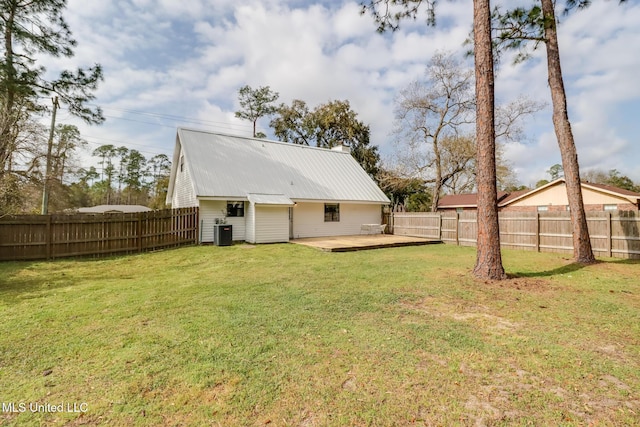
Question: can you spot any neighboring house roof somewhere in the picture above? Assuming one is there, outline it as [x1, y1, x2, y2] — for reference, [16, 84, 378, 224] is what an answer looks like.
[437, 193, 479, 209]
[167, 128, 390, 204]
[438, 192, 510, 209]
[497, 189, 530, 206]
[77, 205, 152, 214]
[582, 181, 640, 202]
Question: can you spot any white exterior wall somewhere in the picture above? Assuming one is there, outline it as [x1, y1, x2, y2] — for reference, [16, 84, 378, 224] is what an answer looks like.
[197, 200, 382, 243]
[246, 202, 256, 243]
[291, 202, 382, 239]
[254, 205, 290, 243]
[199, 200, 246, 243]
[171, 151, 198, 208]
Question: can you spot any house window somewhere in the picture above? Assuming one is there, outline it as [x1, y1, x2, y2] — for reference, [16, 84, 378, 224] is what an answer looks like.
[180, 156, 184, 172]
[324, 203, 340, 222]
[227, 201, 244, 217]
[604, 204, 618, 211]
[537, 206, 548, 212]
[456, 208, 464, 213]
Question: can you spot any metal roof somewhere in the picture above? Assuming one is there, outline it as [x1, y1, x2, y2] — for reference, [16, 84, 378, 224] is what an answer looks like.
[437, 192, 511, 208]
[172, 128, 390, 204]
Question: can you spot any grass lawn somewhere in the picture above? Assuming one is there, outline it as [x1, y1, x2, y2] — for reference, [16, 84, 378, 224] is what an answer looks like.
[0, 243, 639, 426]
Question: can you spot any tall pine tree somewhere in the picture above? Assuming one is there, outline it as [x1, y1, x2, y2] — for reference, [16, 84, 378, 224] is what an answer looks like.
[491, 0, 625, 263]
[361, 0, 506, 279]
[0, 0, 104, 177]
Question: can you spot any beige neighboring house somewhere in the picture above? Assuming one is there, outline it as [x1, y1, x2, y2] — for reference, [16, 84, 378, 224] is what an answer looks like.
[437, 179, 640, 212]
[500, 179, 640, 212]
[165, 128, 390, 244]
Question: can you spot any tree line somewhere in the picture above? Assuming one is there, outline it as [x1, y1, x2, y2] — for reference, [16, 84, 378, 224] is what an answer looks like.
[1, 128, 171, 214]
[71, 147, 170, 211]
[538, 164, 639, 192]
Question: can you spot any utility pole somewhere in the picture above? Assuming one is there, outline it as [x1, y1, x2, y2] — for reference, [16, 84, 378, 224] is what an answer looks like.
[41, 96, 59, 215]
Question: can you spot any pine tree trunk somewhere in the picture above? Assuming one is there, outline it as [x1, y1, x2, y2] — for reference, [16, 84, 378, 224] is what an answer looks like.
[473, 0, 506, 280]
[0, 5, 17, 175]
[541, 0, 596, 264]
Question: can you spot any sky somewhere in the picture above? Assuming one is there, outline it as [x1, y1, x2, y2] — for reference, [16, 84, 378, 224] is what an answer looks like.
[44, 0, 640, 188]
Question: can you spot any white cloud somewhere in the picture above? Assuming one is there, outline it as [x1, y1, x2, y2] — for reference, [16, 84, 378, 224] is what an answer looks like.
[332, 2, 378, 40]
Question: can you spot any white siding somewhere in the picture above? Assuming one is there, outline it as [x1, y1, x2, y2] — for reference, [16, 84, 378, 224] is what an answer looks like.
[291, 202, 382, 238]
[254, 206, 289, 243]
[246, 202, 256, 243]
[171, 150, 198, 208]
[199, 200, 246, 243]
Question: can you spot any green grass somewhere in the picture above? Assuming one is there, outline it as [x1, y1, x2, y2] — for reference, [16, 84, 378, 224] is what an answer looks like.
[0, 244, 639, 426]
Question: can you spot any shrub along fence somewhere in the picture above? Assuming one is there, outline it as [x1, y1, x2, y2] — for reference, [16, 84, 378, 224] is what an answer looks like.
[389, 211, 640, 259]
[0, 207, 198, 261]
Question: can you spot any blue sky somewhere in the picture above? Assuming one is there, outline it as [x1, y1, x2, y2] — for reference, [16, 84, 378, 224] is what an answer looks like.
[47, 0, 640, 187]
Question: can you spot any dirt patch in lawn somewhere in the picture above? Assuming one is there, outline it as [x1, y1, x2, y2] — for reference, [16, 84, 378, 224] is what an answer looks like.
[485, 275, 552, 292]
[461, 367, 640, 426]
[399, 272, 640, 426]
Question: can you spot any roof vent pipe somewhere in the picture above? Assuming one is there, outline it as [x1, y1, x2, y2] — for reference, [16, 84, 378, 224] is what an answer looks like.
[331, 145, 350, 154]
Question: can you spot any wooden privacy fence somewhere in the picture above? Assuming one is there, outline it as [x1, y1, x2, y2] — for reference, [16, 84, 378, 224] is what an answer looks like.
[390, 211, 640, 259]
[0, 207, 198, 261]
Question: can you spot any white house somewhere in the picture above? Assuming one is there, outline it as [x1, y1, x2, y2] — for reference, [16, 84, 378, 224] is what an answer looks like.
[166, 128, 390, 243]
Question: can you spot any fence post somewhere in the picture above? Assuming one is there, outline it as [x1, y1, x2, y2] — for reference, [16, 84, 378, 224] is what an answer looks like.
[174, 208, 180, 244]
[137, 213, 143, 253]
[607, 211, 612, 258]
[455, 212, 460, 246]
[46, 214, 52, 260]
[535, 212, 540, 252]
[195, 207, 200, 244]
[438, 213, 442, 241]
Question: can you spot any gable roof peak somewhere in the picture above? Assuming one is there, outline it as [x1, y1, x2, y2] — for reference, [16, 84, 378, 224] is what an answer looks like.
[176, 127, 351, 155]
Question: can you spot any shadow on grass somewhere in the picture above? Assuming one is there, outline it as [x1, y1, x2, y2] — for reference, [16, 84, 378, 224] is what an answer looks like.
[0, 262, 83, 306]
[512, 257, 639, 278]
[512, 262, 588, 278]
